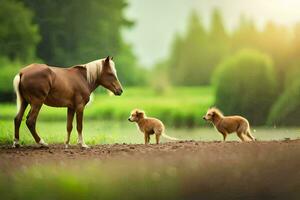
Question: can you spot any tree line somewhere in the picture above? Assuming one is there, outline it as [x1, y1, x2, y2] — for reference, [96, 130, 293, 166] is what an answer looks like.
[0, 0, 145, 100]
[157, 9, 300, 126]
[164, 9, 300, 88]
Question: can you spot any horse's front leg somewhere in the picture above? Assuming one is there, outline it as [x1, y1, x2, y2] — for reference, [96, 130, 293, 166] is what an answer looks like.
[65, 108, 75, 148]
[76, 107, 89, 149]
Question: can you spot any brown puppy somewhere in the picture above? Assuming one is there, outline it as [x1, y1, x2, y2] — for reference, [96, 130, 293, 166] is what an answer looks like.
[203, 107, 255, 142]
[128, 109, 178, 144]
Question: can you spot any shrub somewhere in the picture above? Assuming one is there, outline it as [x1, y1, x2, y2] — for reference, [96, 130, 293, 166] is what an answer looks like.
[267, 80, 300, 126]
[0, 57, 22, 102]
[213, 49, 277, 125]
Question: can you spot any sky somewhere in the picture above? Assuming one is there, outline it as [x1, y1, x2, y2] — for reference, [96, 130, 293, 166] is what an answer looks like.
[123, 0, 300, 68]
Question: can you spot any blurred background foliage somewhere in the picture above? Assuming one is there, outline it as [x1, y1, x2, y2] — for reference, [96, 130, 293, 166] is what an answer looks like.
[0, 0, 299, 126]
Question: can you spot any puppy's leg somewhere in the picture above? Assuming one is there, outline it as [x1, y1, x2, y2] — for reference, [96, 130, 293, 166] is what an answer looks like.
[221, 132, 228, 142]
[246, 130, 255, 141]
[147, 135, 150, 144]
[155, 134, 161, 144]
[237, 132, 245, 142]
[144, 133, 148, 145]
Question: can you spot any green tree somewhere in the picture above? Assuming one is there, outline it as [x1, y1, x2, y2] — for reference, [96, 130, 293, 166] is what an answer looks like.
[167, 33, 183, 84]
[21, 0, 132, 65]
[168, 11, 210, 85]
[231, 15, 260, 52]
[115, 42, 147, 86]
[167, 9, 229, 86]
[268, 80, 300, 126]
[0, 0, 40, 62]
[207, 8, 230, 80]
[259, 22, 291, 87]
[21, 0, 143, 85]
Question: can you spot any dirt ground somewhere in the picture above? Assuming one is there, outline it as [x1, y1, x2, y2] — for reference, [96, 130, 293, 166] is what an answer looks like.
[1, 139, 300, 167]
[1, 139, 300, 199]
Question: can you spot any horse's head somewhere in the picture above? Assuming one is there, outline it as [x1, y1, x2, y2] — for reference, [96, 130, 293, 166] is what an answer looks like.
[99, 56, 123, 96]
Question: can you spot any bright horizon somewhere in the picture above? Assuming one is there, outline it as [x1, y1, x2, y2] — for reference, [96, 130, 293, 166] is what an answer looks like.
[124, 0, 300, 67]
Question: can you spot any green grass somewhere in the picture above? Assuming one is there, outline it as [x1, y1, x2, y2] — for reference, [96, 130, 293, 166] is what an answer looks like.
[0, 86, 214, 127]
[1, 86, 299, 145]
[0, 119, 299, 145]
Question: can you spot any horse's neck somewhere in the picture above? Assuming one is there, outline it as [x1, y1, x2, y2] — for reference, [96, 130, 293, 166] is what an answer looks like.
[84, 59, 103, 92]
[73, 66, 100, 93]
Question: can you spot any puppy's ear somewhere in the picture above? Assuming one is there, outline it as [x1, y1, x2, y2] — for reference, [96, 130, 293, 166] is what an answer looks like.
[211, 111, 215, 117]
[137, 111, 145, 118]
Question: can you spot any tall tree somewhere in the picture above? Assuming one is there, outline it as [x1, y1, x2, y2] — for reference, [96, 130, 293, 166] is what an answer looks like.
[207, 8, 230, 82]
[20, 0, 144, 85]
[0, 0, 40, 62]
[231, 15, 260, 51]
[167, 33, 183, 84]
[21, 0, 133, 66]
[168, 11, 211, 85]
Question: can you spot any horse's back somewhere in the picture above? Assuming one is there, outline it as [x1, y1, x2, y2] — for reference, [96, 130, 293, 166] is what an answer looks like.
[19, 64, 55, 103]
[20, 63, 54, 81]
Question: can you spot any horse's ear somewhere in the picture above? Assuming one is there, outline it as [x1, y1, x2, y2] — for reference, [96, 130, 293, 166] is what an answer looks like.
[105, 56, 110, 63]
[111, 56, 113, 60]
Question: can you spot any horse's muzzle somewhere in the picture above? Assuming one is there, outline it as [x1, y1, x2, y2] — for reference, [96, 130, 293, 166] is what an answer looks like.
[115, 88, 123, 96]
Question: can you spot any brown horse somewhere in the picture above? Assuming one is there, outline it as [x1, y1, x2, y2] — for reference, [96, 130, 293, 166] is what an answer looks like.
[13, 56, 123, 148]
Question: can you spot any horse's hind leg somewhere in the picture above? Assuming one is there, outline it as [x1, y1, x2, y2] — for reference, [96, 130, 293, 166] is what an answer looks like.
[26, 103, 48, 147]
[76, 107, 89, 148]
[65, 108, 75, 148]
[13, 100, 28, 147]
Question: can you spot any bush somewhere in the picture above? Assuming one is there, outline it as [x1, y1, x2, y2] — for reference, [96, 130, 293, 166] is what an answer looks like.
[267, 80, 300, 126]
[0, 57, 22, 102]
[213, 49, 277, 125]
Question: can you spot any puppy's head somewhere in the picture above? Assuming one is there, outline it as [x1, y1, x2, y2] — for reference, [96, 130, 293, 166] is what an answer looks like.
[203, 107, 223, 121]
[128, 109, 145, 122]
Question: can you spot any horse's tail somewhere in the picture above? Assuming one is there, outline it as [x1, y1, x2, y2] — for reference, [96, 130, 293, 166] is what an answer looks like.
[13, 74, 22, 113]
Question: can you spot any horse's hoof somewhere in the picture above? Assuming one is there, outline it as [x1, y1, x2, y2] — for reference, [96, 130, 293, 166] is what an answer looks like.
[12, 143, 21, 148]
[12, 139, 21, 148]
[38, 139, 49, 148]
[65, 144, 69, 149]
[80, 144, 90, 149]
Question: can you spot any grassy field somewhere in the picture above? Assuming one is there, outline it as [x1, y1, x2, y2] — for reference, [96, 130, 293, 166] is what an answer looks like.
[1, 86, 299, 199]
[0, 87, 214, 127]
[0, 120, 299, 145]
[1, 86, 299, 145]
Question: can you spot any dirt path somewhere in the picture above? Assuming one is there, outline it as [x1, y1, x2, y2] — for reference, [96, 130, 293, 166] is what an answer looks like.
[1, 139, 299, 199]
[1, 139, 299, 167]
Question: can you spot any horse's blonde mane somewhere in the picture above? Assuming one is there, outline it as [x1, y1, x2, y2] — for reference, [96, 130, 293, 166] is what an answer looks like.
[83, 59, 103, 85]
[209, 107, 224, 117]
[83, 58, 117, 86]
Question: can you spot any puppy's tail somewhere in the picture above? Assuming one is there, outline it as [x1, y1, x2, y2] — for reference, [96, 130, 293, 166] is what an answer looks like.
[162, 133, 179, 141]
